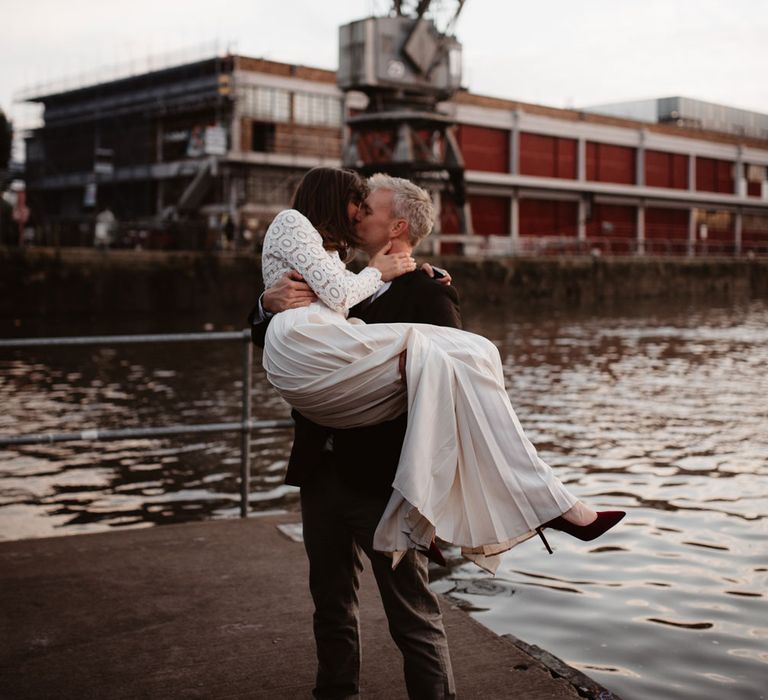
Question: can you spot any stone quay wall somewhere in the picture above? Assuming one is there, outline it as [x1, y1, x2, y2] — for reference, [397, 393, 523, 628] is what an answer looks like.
[1, 247, 766, 318]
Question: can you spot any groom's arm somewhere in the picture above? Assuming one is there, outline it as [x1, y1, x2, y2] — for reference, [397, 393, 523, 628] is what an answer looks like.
[248, 271, 318, 348]
[250, 265, 455, 347]
[247, 295, 270, 348]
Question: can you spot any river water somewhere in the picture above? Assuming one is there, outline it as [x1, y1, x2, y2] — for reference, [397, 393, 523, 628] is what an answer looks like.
[1, 299, 766, 700]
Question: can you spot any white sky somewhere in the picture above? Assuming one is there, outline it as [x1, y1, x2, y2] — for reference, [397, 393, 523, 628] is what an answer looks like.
[2, 0, 767, 129]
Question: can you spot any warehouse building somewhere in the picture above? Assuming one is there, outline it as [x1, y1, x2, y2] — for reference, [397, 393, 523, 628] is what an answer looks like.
[22, 54, 768, 255]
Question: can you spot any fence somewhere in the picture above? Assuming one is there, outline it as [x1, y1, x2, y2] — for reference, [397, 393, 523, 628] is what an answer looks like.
[420, 234, 768, 258]
[0, 330, 294, 517]
[11, 227, 768, 257]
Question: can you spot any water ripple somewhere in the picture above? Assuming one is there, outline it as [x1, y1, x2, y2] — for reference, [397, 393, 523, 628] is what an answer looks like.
[2, 301, 768, 700]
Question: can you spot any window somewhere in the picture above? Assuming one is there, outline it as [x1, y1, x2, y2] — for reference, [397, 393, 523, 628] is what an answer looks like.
[251, 123, 276, 153]
[469, 195, 510, 236]
[586, 142, 636, 185]
[695, 157, 734, 194]
[246, 170, 302, 204]
[519, 133, 577, 179]
[456, 124, 509, 173]
[293, 93, 342, 127]
[645, 150, 688, 189]
[239, 86, 290, 123]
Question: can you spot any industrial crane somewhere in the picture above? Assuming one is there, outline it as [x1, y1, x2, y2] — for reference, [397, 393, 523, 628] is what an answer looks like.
[338, 0, 471, 235]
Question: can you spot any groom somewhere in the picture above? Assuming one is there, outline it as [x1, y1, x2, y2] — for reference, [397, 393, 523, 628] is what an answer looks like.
[249, 173, 459, 699]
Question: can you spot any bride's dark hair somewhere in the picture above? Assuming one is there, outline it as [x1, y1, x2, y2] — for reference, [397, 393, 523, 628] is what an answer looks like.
[291, 167, 369, 260]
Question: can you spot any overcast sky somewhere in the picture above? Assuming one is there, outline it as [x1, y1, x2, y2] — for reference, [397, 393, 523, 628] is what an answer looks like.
[2, 0, 767, 128]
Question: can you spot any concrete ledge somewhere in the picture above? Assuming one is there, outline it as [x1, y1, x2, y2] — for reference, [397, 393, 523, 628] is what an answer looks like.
[0, 517, 619, 699]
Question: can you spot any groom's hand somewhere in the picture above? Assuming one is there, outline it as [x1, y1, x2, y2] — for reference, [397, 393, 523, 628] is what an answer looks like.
[420, 262, 452, 286]
[263, 271, 318, 312]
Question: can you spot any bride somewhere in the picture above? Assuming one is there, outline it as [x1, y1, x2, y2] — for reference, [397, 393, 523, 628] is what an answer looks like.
[261, 167, 624, 572]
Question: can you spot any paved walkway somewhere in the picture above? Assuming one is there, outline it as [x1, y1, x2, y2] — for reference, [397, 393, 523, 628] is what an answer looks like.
[1, 517, 617, 699]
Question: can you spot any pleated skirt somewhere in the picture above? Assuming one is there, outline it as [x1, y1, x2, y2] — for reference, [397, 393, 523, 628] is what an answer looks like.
[264, 302, 577, 572]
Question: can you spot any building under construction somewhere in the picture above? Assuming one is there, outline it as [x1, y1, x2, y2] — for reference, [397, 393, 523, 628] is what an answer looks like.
[21, 46, 768, 255]
[22, 54, 343, 248]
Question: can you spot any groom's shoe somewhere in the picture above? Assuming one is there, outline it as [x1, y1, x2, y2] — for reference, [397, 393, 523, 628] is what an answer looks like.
[426, 540, 447, 567]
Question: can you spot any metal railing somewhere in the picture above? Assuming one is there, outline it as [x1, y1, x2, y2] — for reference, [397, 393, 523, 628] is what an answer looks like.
[0, 330, 294, 517]
[420, 234, 768, 258]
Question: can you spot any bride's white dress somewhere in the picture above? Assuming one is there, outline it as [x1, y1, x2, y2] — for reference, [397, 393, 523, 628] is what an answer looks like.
[262, 209, 578, 572]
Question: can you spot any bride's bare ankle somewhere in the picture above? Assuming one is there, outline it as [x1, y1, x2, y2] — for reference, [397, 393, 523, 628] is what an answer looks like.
[561, 502, 597, 526]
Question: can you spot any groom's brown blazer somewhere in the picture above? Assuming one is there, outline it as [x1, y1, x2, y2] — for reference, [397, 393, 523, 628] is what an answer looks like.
[249, 269, 461, 496]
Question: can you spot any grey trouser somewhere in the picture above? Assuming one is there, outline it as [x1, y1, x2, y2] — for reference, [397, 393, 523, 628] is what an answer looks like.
[300, 460, 456, 700]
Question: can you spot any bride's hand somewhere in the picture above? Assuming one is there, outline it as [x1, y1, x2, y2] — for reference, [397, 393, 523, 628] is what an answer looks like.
[369, 242, 417, 282]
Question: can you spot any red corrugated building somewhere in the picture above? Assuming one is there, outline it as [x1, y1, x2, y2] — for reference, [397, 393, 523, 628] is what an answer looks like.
[440, 91, 768, 256]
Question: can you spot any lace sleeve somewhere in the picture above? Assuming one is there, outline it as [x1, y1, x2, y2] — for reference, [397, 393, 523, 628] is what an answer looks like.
[262, 209, 383, 314]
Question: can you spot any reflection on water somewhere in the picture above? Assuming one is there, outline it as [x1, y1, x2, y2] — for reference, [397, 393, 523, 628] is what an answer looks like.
[1, 300, 767, 700]
[436, 299, 768, 700]
[0, 332, 294, 539]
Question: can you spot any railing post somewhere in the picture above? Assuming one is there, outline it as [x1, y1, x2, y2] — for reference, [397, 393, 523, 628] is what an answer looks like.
[240, 331, 253, 517]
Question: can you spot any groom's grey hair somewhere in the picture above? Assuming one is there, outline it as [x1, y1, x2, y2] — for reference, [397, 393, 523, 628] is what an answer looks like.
[367, 173, 435, 247]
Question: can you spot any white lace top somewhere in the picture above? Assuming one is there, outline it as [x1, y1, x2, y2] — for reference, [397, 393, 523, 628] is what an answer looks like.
[262, 209, 383, 315]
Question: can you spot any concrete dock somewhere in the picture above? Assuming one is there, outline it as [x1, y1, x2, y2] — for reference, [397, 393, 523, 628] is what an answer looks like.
[1, 516, 616, 699]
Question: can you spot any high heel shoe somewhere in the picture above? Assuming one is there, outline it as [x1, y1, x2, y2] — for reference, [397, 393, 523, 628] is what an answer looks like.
[535, 511, 626, 554]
